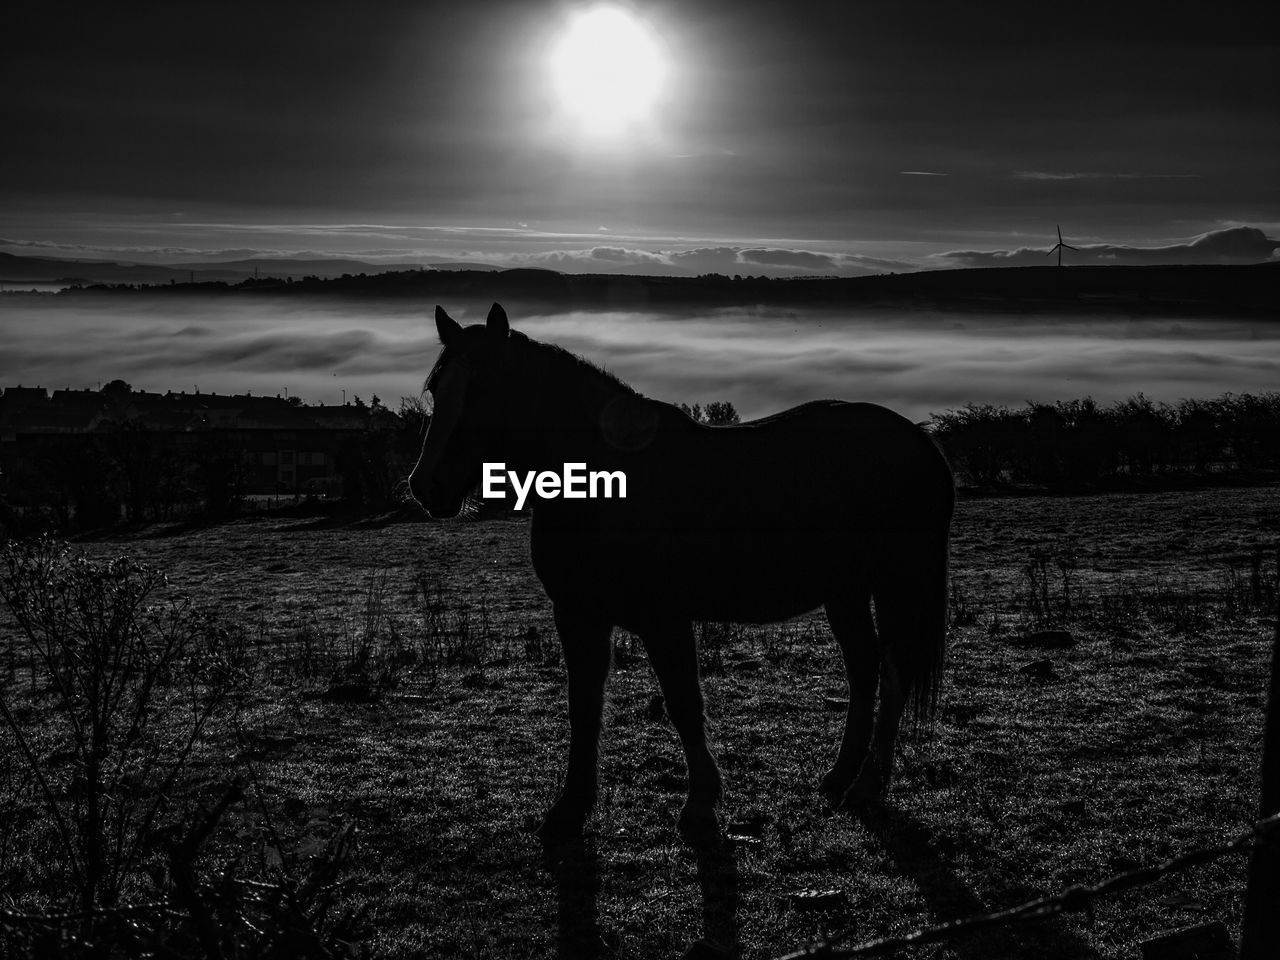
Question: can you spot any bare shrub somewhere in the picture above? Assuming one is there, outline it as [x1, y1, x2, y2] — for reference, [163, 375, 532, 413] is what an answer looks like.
[0, 538, 241, 911]
[0, 781, 366, 959]
[411, 566, 492, 675]
[696, 621, 739, 674]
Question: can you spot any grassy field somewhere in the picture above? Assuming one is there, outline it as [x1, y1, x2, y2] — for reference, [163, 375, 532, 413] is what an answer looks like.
[2, 484, 1278, 958]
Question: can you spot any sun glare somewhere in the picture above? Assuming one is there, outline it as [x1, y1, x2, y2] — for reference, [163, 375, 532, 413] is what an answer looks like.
[549, 5, 667, 140]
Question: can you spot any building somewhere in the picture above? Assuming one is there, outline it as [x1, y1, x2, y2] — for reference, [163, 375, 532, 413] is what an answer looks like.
[0, 384, 402, 501]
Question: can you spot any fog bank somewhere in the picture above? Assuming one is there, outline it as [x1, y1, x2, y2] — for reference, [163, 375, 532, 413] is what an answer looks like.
[2, 296, 1277, 422]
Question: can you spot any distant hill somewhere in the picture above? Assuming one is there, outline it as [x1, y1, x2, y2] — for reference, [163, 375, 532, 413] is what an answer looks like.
[172, 257, 415, 279]
[0, 252, 195, 284]
[4, 254, 1275, 316]
[0, 252, 503, 285]
[422, 261, 505, 272]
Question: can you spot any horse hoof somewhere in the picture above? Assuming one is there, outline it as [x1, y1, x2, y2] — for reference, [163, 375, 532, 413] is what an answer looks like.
[537, 819, 581, 841]
[677, 806, 720, 846]
[839, 788, 875, 812]
[841, 768, 887, 809]
[537, 802, 589, 843]
[819, 770, 854, 808]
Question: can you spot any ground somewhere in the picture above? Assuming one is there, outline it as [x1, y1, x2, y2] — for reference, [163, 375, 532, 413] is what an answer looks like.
[3, 484, 1278, 958]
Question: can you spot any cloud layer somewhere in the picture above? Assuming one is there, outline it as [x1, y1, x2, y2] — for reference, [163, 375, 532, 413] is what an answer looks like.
[517, 245, 914, 276]
[0, 233, 919, 278]
[5, 224, 1277, 281]
[934, 226, 1280, 268]
[4, 298, 1279, 425]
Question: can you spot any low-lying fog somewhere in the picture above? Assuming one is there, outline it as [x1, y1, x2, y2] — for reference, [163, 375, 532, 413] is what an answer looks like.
[3, 296, 1278, 422]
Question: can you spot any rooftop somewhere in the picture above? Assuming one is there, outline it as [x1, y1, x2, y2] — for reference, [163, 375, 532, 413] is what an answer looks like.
[0, 385, 396, 434]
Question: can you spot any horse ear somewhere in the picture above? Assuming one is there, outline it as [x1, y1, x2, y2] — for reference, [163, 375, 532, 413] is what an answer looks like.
[435, 305, 462, 345]
[487, 302, 509, 338]
[599, 394, 660, 452]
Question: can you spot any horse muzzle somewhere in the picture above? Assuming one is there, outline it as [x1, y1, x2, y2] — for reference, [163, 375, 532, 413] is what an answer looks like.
[423, 489, 465, 519]
[409, 470, 464, 519]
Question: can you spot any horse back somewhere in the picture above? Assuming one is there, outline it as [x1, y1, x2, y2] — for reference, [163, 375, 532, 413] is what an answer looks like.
[530, 399, 953, 625]
[649, 400, 952, 532]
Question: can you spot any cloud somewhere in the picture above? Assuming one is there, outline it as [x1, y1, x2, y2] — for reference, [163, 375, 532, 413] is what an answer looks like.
[738, 248, 840, 270]
[1013, 171, 1202, 181]
[658, 246, 913, 277]
[0, 237, 278, 262]
[668, 245, 844, 276]
[899, 171, 949, 176]
[667, 147, 737, 159]
[526, 246, 673, 270]
[664, 247, 744, 273]
[589, 246, 661, 264]
[737, 247, 913, 274]
[7, 222, 651, 264]
[932, 226, 1280, 268]
[2, 233, 916, 278]
[497, 244, 912, 277]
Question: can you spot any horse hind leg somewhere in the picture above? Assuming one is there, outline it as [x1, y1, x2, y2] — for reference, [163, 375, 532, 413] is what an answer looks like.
[538, 604, 613, 843]
[847, 533, 947, 804]
[821, 585, 878, 807]
[640, 620, 722, 845]
[845, 643, 908, 805]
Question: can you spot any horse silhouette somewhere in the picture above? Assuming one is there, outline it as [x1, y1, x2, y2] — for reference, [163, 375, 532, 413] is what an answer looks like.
[410, 303, 955, 844]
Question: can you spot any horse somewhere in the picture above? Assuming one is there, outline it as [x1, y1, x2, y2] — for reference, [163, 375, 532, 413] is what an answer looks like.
[409, 302, 955, 844]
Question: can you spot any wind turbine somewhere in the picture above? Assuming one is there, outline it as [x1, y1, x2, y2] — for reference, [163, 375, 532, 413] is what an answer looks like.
[1046, 224, 1078, 267]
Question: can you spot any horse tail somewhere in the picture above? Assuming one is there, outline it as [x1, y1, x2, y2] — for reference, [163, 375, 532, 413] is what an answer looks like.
[903, 527, 950, 724]
[870, 454, 953, 726]
[905, 433, 955, 725]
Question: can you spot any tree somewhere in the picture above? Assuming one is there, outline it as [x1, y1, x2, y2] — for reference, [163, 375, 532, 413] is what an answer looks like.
[398, 395, 430, 432]
[101, 379, 132, 397]
[192, 433, 244, 520]
[930, 403, 1025, 487]
[704, 401, 740, 426]
[679, 401, 740, 425]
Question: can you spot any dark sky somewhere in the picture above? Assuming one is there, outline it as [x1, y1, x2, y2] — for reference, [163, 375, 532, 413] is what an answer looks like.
[5, 0, 1278, 274]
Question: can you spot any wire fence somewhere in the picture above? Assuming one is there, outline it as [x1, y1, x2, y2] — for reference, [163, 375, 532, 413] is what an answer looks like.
[775, 811, 1280, 959]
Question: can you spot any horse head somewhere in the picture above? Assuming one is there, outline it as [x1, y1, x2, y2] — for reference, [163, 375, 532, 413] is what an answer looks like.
[409, 302, 510, 518]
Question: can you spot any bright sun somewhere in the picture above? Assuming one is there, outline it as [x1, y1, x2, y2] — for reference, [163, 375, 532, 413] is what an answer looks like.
[549, 5, 667, 139]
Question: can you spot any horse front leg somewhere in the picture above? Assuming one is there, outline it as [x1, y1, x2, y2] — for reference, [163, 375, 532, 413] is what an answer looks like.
[538, 604, 613, 842]
[641, 620, 722, 845]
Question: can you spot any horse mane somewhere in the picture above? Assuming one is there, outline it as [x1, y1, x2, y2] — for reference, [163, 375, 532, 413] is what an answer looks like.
[423, 351, 447, 394]
[423, 329, 637, 399]
[509, 330, 638, 397]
